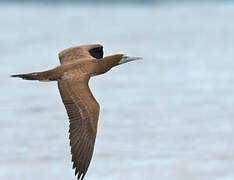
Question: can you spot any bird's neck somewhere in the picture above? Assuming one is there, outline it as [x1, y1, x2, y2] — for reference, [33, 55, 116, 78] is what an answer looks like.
[94, 54, 123, 75]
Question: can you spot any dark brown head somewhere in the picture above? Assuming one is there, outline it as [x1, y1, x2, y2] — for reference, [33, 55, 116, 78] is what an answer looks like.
[94, 54, 142, 75]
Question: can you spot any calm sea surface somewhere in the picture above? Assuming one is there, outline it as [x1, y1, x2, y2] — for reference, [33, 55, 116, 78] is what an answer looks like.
[1, 2, 234, 180]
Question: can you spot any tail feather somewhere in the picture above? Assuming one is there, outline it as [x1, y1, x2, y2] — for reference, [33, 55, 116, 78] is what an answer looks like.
[11, 69, 57, 81]
[11, 73, 40, 80]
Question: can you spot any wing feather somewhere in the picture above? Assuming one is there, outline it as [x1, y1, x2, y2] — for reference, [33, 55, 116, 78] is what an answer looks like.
[58, 76, 99, 180]
[58, 44, 103, 65]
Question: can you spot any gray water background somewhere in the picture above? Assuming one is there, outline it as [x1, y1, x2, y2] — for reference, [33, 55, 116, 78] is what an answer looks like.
[1, 2, 234, 180]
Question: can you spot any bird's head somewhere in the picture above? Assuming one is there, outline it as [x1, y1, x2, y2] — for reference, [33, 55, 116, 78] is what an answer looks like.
[103, 54, 143, 67]
[94, 54, 142, 75]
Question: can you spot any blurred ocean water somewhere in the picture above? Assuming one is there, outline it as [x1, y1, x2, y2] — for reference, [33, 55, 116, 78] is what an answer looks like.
[1, 2, 234, 180]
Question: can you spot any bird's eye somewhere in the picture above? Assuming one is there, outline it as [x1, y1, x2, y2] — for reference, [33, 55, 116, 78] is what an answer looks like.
[89, 47, 103, 59]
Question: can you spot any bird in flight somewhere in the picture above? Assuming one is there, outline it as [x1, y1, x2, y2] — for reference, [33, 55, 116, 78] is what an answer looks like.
[12, 44, 142, 180]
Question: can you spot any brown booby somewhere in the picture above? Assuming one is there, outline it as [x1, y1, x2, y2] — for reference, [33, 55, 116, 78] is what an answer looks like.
[11, 44, 142, 180]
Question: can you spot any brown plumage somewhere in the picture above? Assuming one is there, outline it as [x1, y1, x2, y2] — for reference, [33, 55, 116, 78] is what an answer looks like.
[11, 44, 142, 180]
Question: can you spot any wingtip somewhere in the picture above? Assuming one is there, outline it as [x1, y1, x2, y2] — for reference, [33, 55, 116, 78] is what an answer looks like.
[77, 172, 82, 180]
[81, 173, 86, 180]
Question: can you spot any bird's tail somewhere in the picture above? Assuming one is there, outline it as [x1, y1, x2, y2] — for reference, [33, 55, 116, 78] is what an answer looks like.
[11, 69, 57, 82]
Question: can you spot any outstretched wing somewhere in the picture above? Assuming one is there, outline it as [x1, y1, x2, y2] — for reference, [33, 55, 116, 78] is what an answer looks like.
[58, 44, 104, 65]
[58, 76, 100, 180]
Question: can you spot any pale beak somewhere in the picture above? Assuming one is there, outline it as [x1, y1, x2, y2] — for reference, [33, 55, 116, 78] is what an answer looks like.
[119, 55, 143, 64]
